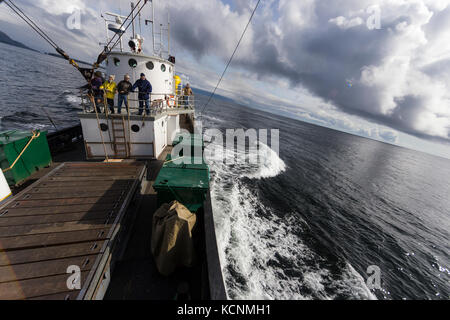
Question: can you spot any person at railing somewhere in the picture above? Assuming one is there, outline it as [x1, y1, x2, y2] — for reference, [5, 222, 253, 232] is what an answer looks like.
[100, 75, 117, 114]
[91, 71, 104, 112]
[117, 74, 132, 114]
[132, 73, 152, 115]
[183, 83, 194, 108]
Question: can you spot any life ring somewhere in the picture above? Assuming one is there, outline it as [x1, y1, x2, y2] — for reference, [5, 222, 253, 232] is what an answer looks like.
[167, 95, 176, 107]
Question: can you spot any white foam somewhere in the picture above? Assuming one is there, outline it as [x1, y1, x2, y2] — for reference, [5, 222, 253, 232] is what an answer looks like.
[66, 94, 81, 104]
[243, 142, 286, 179]
[207, 131, 375, 300]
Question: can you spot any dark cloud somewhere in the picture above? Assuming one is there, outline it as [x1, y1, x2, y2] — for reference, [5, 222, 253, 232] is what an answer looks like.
[167, 0, 450, 142]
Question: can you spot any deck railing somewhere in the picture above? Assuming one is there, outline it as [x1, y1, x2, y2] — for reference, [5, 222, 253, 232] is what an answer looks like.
[79, 90, 195, 116]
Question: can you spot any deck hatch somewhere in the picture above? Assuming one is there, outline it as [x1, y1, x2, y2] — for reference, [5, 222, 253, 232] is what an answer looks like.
[0, 161, 145, 300]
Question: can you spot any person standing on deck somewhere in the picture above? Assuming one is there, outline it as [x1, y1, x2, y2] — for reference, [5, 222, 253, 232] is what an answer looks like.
[183, 83, 193, 108]
[117, 74, 132, 114]
[91, 71, 104, 112]
[132, 73, 152, 115]
[101, 75, 117, 114]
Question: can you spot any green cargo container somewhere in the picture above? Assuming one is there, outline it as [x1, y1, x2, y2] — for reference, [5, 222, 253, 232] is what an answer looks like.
[0, 130, 52, 186]
[163, 154, 207, 170]
[153, 155, 210, 212]
[172, 133, 204, 157]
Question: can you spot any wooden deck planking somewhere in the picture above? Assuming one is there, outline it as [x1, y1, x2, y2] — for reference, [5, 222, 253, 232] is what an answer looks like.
[0, 241, 106, 266]
[0, 272, 90, 300]
[0, 204, 116, 217]
[0, 211, 116, 227]
[0, 255, 97, 283]
[0, 162, 145, 299]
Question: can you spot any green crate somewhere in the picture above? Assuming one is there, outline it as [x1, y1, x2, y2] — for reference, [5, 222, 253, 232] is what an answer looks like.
[154, 156, 210, 212]
[172, 133, 204, 157]
[163, 154, 207, 170]
[172, 133, 204, 146]
[0, 130, 52, 186]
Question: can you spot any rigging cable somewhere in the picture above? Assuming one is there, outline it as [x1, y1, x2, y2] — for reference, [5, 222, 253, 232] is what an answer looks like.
[2, 0, 94, 82]
[4, 0, 60, 50]
[199, 0, 261, 116]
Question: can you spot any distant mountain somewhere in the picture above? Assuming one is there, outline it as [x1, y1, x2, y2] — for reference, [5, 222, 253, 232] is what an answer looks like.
[0, 30, 37, 52]
[194, 87, 237, 104]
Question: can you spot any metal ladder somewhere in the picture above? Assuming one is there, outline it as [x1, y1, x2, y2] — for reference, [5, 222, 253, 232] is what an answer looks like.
[111, 116, 129, 158]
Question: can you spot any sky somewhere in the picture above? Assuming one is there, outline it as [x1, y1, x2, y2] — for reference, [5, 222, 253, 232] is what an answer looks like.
[1, 0, 450, 159]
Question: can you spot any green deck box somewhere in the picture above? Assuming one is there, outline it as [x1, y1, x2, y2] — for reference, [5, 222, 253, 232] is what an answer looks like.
[153, 155, 210, 212]
[0, 130, 52, 186]
[172, 133, 204, 157]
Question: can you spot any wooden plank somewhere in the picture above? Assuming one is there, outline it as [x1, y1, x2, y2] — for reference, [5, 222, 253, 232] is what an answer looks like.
[51, 171, 139, 177]
[46, 176, 136, 182]
[17, 190, 125, 201]
[0, 255, 98, 283]
[37, 180, 130, 188]
[0, 271, 89, 300]
[0, 203, 115, 218]
[28, 290, 80, 300]
[0, 220, 112, 238]
[0, 211, 115, 227]
[0, 241, 106, 266]
[5, 196, 122, 209]
[63, 162, 142, 168]
[0, 228, 110, 251]
[53, 168, 140, 175]
[28, 183, 130, 193]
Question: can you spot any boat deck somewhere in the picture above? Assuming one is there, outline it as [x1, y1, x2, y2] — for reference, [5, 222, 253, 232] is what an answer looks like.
[0, 161, 145, 299]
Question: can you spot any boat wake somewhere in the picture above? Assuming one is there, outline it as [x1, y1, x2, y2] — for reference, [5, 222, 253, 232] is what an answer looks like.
[206, 139, 376, 300]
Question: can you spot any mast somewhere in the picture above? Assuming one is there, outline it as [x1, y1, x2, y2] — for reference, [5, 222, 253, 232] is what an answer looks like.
[152, 0, 156, 55]
[130, 2, 136, 38]
[167, 10, 170, 57]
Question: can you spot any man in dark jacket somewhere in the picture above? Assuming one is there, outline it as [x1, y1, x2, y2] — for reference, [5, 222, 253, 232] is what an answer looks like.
[117, 74, 132, 114]
[132, 73, 152, 115]
[91, 72, 104, 112]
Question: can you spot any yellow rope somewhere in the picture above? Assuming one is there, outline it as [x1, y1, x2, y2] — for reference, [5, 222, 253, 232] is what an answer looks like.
[164, 156, 184, 165]
[2, 131, 41, 173]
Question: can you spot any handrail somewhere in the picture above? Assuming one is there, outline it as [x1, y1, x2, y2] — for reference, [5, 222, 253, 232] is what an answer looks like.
[79, 91, 195, 115]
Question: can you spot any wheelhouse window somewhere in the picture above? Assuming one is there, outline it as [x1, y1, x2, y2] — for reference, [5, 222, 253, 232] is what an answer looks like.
[113, 57, 120, 66]
[146, 61, 154, 70]
[128, 58, 138, 68]
[161, 64, 166, 72]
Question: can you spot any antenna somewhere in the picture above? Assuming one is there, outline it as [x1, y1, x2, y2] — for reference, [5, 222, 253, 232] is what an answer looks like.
[130, 2, 135, 38]
[167, 10, 170, 56]
[152, 0, 156, 55]
[104, 12, 127, 52]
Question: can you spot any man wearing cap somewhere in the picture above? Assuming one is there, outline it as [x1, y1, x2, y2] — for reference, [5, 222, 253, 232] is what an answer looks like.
[183, 83, 194, 108]
[117, 74, 133, 114]
[91, 71, 104, 112]
[132, 73, 152, 115]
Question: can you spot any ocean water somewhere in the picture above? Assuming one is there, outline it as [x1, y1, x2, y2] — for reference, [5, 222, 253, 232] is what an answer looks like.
[1, 42, 449, 300]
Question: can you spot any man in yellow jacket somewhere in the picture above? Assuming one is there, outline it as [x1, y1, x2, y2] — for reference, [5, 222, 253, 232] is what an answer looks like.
[100, 75, 117, 114]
